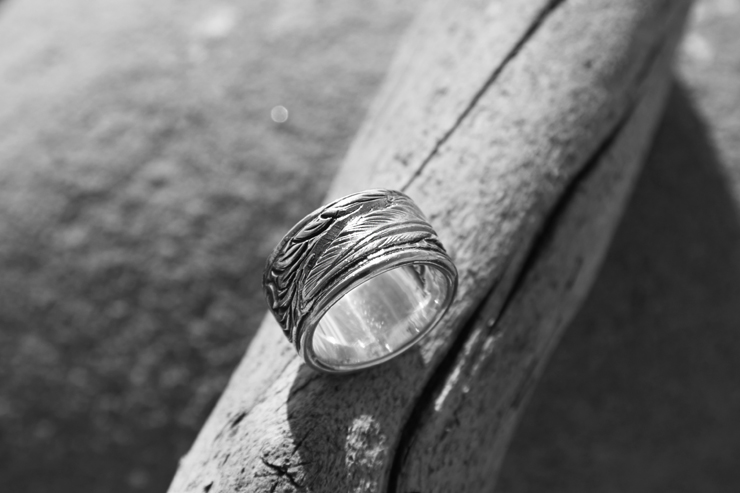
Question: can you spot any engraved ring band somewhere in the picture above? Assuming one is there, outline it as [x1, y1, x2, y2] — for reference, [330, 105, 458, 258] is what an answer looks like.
[263, 189, 458, 373]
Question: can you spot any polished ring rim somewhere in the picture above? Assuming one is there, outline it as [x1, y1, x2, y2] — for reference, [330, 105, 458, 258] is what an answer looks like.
[263, 189, 458, 373]
[301, 252, 457, 373]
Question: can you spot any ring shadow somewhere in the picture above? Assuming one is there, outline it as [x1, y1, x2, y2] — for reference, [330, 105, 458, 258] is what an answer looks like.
[284, 339, 428, 491]
[497, 83, 740, 492]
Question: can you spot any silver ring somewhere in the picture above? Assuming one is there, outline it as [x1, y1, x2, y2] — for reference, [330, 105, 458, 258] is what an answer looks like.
[263, 189, 458, 373]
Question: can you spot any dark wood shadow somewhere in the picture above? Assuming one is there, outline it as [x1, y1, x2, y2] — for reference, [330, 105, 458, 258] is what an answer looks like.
[498, 83, 740, 492]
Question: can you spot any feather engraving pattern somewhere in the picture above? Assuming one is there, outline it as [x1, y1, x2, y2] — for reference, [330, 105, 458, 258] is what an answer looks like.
[263, 189, 449, 347]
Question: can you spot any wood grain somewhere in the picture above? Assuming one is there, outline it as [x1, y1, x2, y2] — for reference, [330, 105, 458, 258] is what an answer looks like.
[167, 1, 693, 491]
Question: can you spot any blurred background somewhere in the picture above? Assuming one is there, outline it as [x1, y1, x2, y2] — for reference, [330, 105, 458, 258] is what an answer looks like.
[0, 0, 738, 492]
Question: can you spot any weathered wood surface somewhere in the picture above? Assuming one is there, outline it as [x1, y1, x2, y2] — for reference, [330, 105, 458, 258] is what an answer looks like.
[169, 1, 693, 492]
[498, 1, 740, 490]
[393, 41, 678, 492]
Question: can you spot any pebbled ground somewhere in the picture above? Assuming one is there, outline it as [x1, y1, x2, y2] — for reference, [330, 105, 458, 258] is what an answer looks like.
[0, 1, 416, 492]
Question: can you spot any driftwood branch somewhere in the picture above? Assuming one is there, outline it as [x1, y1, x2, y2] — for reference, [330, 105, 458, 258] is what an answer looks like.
[168, 1, 693, 491]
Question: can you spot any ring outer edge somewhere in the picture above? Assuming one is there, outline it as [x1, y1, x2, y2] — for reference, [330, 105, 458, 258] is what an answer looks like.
[298, 247, 458, 374]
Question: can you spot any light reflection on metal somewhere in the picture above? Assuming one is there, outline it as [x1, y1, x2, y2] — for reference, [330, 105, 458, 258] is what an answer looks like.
[263, 189, 458, 373]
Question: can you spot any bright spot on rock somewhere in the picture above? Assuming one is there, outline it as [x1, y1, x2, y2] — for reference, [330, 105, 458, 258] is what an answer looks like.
[196, 6, 237, 40]
[271, 105, 289, 123]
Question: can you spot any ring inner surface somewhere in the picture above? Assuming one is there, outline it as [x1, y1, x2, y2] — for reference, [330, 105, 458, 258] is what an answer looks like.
[312, 264, 448, 369]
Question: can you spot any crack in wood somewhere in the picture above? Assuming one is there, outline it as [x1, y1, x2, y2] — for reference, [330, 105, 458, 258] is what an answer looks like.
[387, 86, 640, 493]
[385, 3, 694, 482]
[399, 0, 566, 193]
[492, 109, 632, 327]
[260, 457, 303, 491]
